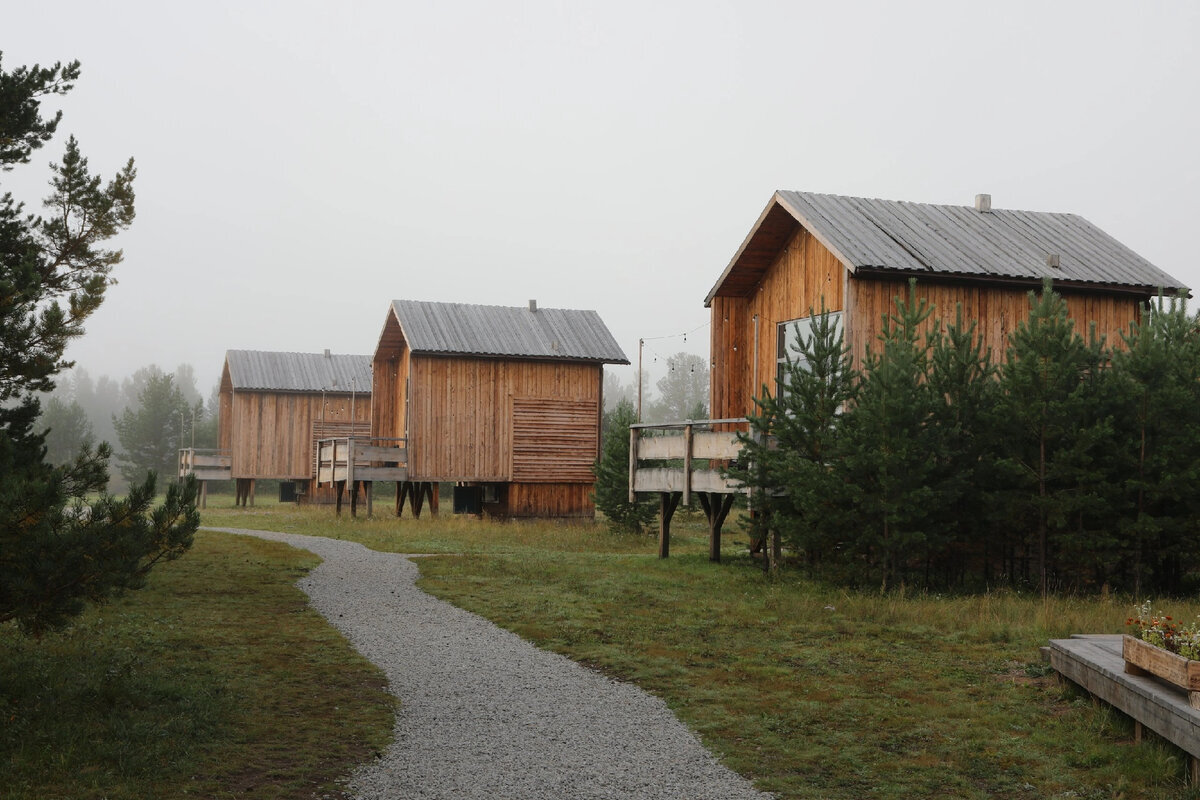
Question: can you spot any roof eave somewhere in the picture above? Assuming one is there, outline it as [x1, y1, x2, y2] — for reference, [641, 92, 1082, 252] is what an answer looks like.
[410, 349, 629, 366]
[852, 266, 1191, 298]
[703, 191, 859, 307]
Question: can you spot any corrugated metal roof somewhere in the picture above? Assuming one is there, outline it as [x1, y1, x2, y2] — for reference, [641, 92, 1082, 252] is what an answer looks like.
[224, 350, 372, 393]
[706, 191, 1188, 303]
[389, 300, 630, 364]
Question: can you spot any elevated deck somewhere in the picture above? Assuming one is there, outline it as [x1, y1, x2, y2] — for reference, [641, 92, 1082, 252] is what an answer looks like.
[628, 419, 748, 503]
[315, 437, 408, 485]
[1049, 634, 1200, 781]
[628, 419, 749, 561]
[178, 448, 232, 481]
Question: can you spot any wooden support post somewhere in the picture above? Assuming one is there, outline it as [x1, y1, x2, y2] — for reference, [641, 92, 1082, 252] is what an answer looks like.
[628, 427, 638, 503]
[1191, 755, 1199, 787]
[346, 438, 356, 514]
[699, 492, 734, 563]
[199, 480, 208, 510]
[682, 423, 693, 508]
[412, 483, 426, 518]
[248, 479, 255, 507]
[365, 481, 373, 517]
[1134, 720, 1143, 744]
[395, 481, 405, 517]
[428, 482, 440, 516]
[659, 492, 681, 559]
[335, 480, 345, 516]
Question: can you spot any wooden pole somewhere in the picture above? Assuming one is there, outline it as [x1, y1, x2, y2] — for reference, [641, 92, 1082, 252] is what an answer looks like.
[682, 423, 693, 508]
[428, 482, 439, 516]
[365, 481, 373, 517]
[628, 427, 638, 503]
[659, 492, 681, 559]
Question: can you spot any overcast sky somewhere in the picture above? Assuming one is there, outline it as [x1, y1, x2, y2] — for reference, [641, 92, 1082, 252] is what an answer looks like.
[6, 0, 1199, 395]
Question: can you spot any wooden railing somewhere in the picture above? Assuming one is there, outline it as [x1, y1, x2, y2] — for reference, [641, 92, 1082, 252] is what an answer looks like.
[316, 437, 408, 485]
[628, 418, 749, 505]
[177, 448, 232, 481]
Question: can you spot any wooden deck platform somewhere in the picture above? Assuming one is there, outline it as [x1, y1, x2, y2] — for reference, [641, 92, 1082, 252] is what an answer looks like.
[628, 419, 750, 561]
[1049, 634, 1200, 780]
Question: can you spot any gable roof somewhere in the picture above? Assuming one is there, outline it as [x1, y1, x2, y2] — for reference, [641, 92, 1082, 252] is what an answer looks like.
[223, 350, 372, 393]
[386, 300, 629, 364]
[705, 190, 1188, 305]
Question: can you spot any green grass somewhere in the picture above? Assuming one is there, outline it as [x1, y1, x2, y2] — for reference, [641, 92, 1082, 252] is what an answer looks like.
[197, 502, 1200, 797]
[199, 497, 718, 557]
[0, 530, 394, 800]
[416, 549, 1200, 799]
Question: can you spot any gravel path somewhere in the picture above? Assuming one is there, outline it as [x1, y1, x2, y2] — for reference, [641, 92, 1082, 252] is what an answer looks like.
[206, 527, 770, 800]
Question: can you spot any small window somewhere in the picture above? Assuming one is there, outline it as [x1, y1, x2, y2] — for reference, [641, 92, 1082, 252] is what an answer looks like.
[776, 312, 843, 396]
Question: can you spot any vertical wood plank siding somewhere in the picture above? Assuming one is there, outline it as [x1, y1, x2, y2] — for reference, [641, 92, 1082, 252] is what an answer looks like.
[405, 356, 602, 481]
[226, 391, 370, 480]
[506, 483, 596, 518]
[710, 227, 845, 419]
[711, 227, 1146, 419]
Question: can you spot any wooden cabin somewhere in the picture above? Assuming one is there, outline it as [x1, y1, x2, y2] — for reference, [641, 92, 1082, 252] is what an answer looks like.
[217, 349, 372, 504]
[370, 299, 629, 519]
[707, 191, 1189, 419]
[630, 191, 1190, 561]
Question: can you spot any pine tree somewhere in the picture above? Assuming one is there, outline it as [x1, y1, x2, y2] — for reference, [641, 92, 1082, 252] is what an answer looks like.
[924, 306, 998, 586]
[37, 396, 94, 465]
[113, 368, 190, 485]
[593, 398, 657, 533]
[835, 281, 937, 589]
[0, 53, 197, 635]
[734, 303, 855, 573]
[1111, 297, 1200, 594]
[995, 281, 1112, 594]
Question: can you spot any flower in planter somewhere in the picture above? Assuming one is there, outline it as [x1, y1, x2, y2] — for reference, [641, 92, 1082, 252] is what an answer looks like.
[1127, 601, 1200, 660]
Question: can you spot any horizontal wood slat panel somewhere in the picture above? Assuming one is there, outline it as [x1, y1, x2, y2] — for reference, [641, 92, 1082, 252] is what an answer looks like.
[511, 398, 598, 482]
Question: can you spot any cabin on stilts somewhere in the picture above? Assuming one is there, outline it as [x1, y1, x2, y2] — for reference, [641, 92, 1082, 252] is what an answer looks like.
[331, 298, 628, 519]
[179, 349, 372, 507]
[632, 190, 1189, 559]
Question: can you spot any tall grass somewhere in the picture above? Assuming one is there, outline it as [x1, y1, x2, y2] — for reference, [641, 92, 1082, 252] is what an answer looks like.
[0, 530, 394, 800]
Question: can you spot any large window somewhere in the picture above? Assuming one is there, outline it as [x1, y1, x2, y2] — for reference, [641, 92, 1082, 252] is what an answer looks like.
[776, 312, 843, 396]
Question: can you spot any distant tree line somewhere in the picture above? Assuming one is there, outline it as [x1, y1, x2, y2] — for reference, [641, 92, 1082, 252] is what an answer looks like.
[737, 280, 1200, 596]
[37, 364, 220, 491]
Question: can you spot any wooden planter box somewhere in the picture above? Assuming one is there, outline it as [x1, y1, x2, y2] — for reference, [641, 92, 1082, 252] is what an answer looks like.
[1124, 634, 1200, 710]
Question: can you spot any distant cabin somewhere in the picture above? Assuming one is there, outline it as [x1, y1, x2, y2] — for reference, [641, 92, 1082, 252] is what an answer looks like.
[706, 190, 1190, 419]
[370, 299, 629, 518]
[218, 349, 372, 504]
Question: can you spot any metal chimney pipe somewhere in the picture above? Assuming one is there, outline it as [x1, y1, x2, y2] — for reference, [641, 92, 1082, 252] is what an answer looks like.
[975, 194, 992, 213]
[528, 299, 537, 312]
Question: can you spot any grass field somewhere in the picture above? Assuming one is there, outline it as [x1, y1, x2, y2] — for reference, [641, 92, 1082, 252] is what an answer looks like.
[12, 498, 1200, 798]
[200, 500, 1200, 799]
[0, 529, 394, 800]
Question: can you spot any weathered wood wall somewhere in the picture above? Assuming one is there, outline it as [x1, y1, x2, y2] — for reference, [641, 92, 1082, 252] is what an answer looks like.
[505, 482, 595, 518]
[404, 356, 602, 482]
[710, 227, 845, 419]
[846, 277, 1143, 368]
[220, 390, 371, 480]
[372, 311, 411, 441]
[710, 226, 1147, 419]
